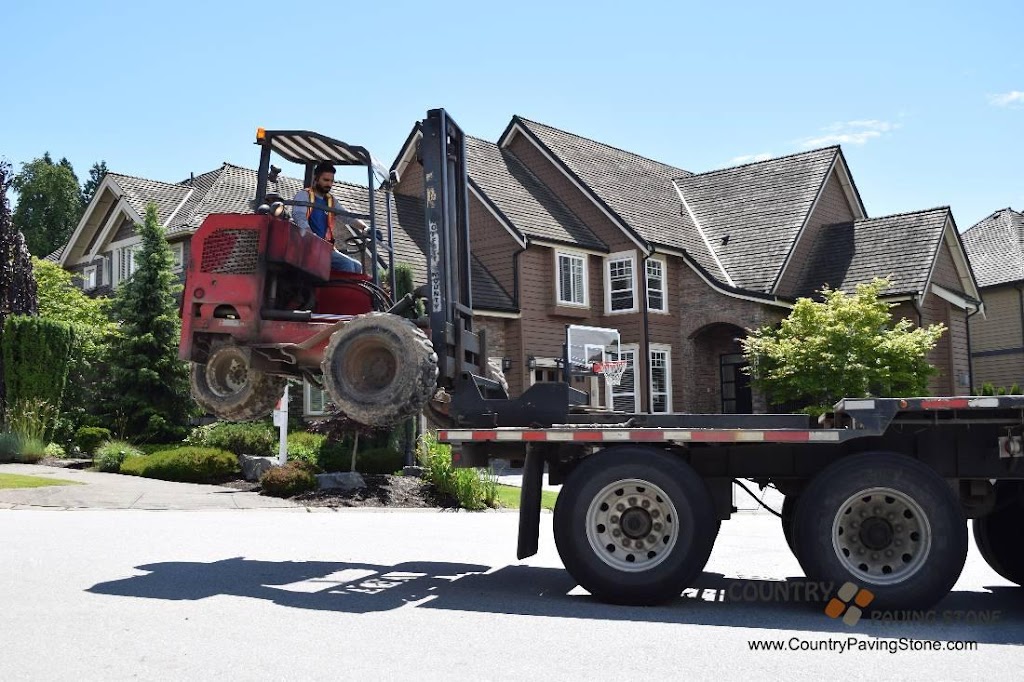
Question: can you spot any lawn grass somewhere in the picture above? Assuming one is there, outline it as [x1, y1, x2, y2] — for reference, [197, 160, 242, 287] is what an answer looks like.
[494, 484, 558, 511]
[0, 473, 81, 489]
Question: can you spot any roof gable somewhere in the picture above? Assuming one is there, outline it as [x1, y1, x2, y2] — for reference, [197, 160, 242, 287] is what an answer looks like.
[674, 147, 840, 293]
[466, 136, 604, 250]
[796, 207, 952, 297]
[961, 208, 1024, 288]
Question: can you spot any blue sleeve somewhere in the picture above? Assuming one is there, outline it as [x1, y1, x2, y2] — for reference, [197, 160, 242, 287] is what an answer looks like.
[292, 190, 310, 232]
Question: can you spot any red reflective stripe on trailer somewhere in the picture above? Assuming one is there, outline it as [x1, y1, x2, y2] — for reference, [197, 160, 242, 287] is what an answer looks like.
[522, 431, 548, 441]
[921, 399, 969, 409]
[573, 431, 604, 441]
[630, 430, 667, 442]
[438, 430, 448, 440]
[768, 431, 812, 442]
[690, 431, 737, 442]
[472, 431, 498, 441]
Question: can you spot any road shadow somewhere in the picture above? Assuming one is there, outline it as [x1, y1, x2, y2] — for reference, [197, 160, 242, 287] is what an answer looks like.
[88, 559, 1024, 645]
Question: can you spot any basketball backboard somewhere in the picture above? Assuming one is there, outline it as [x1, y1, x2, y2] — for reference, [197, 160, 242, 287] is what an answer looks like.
[565, 325, 621, 376]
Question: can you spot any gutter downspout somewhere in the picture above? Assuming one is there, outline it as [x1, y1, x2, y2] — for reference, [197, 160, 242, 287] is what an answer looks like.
[966, 303, 980, 394]
[513, 242, 527, 392]
[642, 254, 652, 414]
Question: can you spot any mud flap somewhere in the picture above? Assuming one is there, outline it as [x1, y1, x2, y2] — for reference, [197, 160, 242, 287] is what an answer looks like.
[516, 447, 544, 559]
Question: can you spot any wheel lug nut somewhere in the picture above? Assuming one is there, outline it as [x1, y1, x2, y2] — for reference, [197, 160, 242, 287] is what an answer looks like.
[611, 515, 619, 524]
[895, 525, 903, 532]
[858, 548, 865, 555]
[653, 523, 662, 532]
[872, 553, 879, 561]
[893, 540, 902, 547]
[885, 550, 894, 558]
[651, 510, 660, 519]
[860, 510, 867, 518]
[873, 507, 882, 516]
[850, 522, 859, 529]
[612, 529, 621, 538]
[621, 539, 631, 548]
[616, 503, 625, 512]
[628, 497, 638, 507]
[641, 500, 650, 509]
[887, 513, 896, 521]
[647, 534, 657, 544]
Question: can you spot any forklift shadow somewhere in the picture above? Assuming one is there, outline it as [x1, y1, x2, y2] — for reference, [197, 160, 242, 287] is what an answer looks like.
[87, 558, 1024, 644]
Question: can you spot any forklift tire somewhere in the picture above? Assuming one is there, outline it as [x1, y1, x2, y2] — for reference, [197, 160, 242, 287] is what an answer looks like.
[553, 447, 718, 606]
[190, 344, 287, 422]
[973, 481, 1024, 586]
[322, 313, 438, 427]
[781, 494, 799, 558]
[792, 452, 967, 611]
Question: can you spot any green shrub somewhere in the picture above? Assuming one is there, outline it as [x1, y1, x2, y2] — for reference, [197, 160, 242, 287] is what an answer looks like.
[16, 437, 47, 464]
[355, 447, 403, 475]
[980, 382, 997, 396]
[416, 432, 496, 510]
[260, 460, 319, 497]
[1011, 383, 1022, 396]
[74, 426, 112, 455]
[95, 439, 143, 473]
[185, 422, 275, 457]
[119, 447, 238, 483]
[45, 442, 66, 458]
[136, 442, 184, 455]
[286, 431, 350, 472]
[2, 316, 76, 440]
[0, 433, 20, 462]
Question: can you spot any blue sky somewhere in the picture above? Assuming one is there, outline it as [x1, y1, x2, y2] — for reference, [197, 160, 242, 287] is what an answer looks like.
[2, 0, 1021, 229]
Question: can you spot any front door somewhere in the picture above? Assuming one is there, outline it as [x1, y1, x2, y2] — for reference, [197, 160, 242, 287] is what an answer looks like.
[720, 353, 752, 413]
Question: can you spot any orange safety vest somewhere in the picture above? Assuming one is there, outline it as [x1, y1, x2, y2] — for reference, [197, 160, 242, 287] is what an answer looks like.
[304, 188, 335, 244]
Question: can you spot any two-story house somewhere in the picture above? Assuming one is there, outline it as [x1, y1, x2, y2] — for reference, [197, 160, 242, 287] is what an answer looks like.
[390, 117, 980, 412]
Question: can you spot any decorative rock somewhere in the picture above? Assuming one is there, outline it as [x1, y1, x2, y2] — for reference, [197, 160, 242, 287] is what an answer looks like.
[317, 472, 366, 491]
[239, 455, 277, 482]
[402, 465, 425, 478]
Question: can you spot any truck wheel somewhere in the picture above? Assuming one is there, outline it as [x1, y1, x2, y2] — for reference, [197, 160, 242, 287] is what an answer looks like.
[190, 343, 286, 421]
[793, 452, 967, 610]
[781, 494, 799, 557]
[973, 481, 1024, 586]
[322, 313, 438, 427]
[553, 447, 718, 606]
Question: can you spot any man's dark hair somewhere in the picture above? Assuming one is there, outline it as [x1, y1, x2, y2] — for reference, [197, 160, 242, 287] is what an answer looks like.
[314, 161, 336, 178]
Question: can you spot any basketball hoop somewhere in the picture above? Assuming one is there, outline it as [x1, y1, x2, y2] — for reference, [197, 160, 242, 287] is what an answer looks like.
[593, 360, 628, 386]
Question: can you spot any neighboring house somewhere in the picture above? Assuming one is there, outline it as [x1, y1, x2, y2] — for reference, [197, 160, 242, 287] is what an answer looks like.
[961, 207, 1024, 389]
[391, 117, 980, 411]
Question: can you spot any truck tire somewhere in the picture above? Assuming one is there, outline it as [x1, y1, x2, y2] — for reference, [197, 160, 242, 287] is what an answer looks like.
[973, 481, 1024, 586]
[190, 343, 286, 421]
[792, 452, 967, 610]
[553, 447, 718, 606]
[322, 312, 438, 427]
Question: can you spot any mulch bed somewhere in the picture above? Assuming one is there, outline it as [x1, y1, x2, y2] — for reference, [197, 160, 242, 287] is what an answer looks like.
[291, 474, 454, 508]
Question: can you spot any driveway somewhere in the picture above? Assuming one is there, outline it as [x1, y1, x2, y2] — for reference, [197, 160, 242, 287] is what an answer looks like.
[0, 463, 301, 511]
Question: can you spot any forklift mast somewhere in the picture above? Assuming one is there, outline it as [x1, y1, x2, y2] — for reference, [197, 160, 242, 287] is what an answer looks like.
[420, 109, 485, 386]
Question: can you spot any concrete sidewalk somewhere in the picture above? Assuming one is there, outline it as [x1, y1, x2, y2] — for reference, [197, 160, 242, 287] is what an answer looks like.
[0, 463, 301, 511]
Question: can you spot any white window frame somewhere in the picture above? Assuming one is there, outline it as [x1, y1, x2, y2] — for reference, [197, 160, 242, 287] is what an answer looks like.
[110, 239, 142, 287]
[304, 380, 328, 416]
[606, 343, 639, 413]
[170, 242, 184, 272]
[649, 344, 672, 413]
[646, 257, 667, 313]
[604, 250, 638, 314]
[555, 249, 588, 307]
[82, 265, 98, 291]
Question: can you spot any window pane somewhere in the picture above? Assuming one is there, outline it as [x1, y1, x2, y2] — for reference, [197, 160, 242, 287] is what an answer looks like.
[609, 258, 634, 311]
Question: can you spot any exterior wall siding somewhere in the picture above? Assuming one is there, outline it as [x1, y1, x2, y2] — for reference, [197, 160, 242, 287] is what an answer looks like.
[776, 170, 855, 296]
[970, 284, 1024, 389]
[930, 238, 962, 292]
[469, 194, 518, 297]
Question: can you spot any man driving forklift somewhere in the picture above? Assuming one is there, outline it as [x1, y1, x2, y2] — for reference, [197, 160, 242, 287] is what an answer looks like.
[291, 161, 364, 273]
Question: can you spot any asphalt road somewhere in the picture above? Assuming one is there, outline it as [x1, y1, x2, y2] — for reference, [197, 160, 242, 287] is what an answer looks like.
[1, 508, 1021, 681]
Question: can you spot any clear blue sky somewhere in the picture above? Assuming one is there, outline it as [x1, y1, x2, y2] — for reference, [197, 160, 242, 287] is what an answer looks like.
[2, 0, 1021, 229]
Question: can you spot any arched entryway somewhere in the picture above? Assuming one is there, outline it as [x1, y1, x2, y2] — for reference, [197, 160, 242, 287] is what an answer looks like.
[689, 322, 752, 414]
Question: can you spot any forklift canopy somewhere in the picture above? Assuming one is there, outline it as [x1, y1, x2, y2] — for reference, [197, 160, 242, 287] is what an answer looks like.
[257, 129, 389, 184]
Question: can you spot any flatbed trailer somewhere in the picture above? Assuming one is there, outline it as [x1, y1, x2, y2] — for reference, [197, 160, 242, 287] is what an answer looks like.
[439, 395, 1024, 609]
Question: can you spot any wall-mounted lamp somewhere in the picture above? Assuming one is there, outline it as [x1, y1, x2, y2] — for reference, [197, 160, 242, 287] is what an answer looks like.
[527, 356, 537, 369]
[502, 357, 513, 371]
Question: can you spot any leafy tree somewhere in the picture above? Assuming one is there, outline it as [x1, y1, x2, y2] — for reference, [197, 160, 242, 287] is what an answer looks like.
[33, 256, 115, 441]
[742, 278, 946, 415]
[11, 153, 84, 256]
[103, 203, 192, 440]
[0, 161, 39, 414]
[81, 161, 108, 205]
